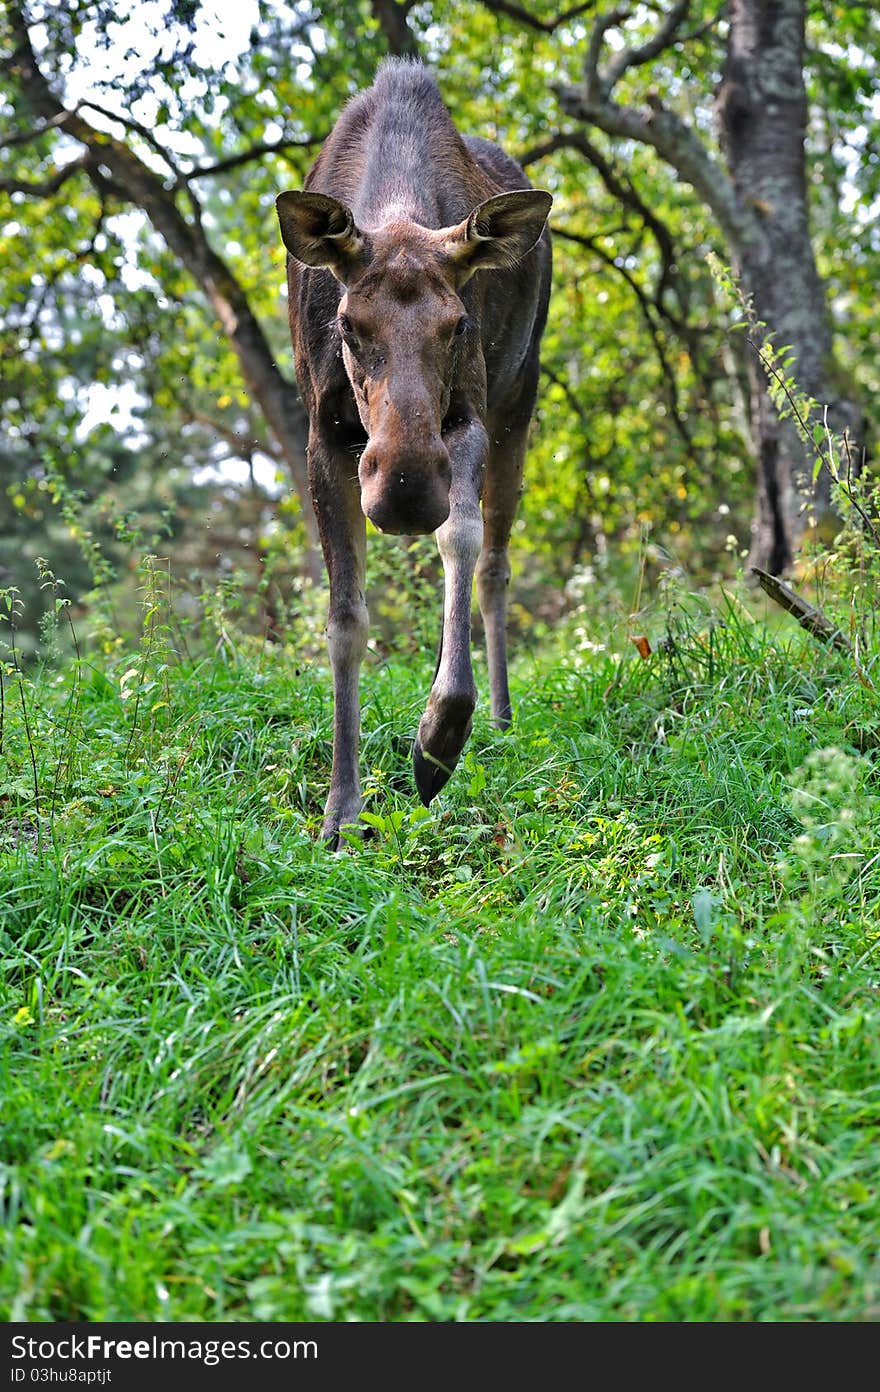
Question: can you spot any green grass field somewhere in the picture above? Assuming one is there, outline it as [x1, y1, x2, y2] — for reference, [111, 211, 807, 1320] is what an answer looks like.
[1, 569, 878, 1321]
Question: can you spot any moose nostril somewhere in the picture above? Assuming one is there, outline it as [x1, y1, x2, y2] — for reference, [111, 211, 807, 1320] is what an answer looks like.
[361, 453, 379, 477]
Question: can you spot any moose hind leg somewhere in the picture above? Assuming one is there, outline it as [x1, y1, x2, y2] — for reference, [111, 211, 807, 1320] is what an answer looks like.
[476, 424, 528, 729]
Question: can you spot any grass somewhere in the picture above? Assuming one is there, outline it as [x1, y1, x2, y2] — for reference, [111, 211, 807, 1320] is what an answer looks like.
[1, 566, 878, 1321]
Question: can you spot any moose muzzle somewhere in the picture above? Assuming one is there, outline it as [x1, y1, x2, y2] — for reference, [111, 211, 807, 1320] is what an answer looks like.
[358, 439, 452, 535]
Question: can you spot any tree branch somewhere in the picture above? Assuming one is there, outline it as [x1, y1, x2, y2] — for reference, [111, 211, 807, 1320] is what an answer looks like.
[4, 0, 321, 569]
[678, 3, 729, 48]
[370, 0, 421, 55]
[602, 0, 691, 93]
[79, 98, 182, 179]
[183, 135, 326, 183]
[751, 566, 853, 656]
[0, 110, 71, 150]
[184, 409, 283, 464]
[77, 96, 209, 224]
[540, 362, 607, 564]
[556, 83, 763, 255]
[0, 152, 91, 196]
[554, 222, 694, 450]
[518, 127, 682, 308]
[583, 6, 630, 100]
[479, 1, 599, 33]
[559, 3, 764, 258]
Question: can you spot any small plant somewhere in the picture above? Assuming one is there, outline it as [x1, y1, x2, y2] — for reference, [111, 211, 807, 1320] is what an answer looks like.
[43, 463, 119, 652]
[0, 585, 41, 856]
[35, 560, 85, 828]
[708, 252, 880, 683]
[119, 553, 176, 770]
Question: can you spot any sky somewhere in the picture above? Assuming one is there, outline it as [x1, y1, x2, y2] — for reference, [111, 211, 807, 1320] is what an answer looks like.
[65, 0, 263, 111]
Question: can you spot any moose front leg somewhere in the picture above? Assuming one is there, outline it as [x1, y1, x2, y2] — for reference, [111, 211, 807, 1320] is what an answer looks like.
[476, 421, 530, 729]
[413, 418, 488, 806]
[309, 436, 369, 844]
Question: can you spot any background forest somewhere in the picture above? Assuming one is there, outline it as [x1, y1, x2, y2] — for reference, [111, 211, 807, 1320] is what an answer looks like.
[3, 0, 878, 642]
[1, 0, 879, 1325]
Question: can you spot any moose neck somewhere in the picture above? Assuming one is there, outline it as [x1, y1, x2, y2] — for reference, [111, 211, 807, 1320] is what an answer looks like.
[315, 60, 486, 232]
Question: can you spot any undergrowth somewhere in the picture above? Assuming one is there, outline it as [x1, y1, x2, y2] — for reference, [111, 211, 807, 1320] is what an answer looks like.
[1, 523, 878, 1320]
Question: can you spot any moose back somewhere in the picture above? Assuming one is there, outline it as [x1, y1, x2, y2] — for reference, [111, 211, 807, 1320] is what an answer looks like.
[276, 59, 552, 843]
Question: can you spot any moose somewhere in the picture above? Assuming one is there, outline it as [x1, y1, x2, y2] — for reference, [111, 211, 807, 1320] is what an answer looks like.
[276, 59, 552, 843]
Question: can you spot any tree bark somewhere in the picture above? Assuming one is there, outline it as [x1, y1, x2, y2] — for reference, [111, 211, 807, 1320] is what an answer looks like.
[715, 0, 864, 570]
[370, 0, 420, 55]
[5, 4, 323, 579]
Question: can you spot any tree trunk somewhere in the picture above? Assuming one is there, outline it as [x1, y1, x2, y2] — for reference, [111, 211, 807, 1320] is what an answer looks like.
[716, 0, 864, 571]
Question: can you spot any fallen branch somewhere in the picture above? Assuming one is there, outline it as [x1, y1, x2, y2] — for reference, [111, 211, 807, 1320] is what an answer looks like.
[751, 565, 851, 654]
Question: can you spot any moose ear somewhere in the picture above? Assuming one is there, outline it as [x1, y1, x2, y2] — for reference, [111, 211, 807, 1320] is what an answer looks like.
[275, 191, 368, 280]
[442, 189, 552, 278]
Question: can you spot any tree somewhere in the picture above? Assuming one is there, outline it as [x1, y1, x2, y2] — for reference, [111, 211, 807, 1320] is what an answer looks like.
[2, 0, 322, 578]
[537, 0, 867, 572]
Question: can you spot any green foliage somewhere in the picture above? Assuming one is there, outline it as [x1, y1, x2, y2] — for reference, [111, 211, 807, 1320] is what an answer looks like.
[707, 249, 880, 654]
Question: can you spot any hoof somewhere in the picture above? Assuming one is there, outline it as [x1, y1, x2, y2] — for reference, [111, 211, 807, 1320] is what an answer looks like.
[412, 696, 474, 806]
[320, 803, 366, 850]
[412, 738, 456, 806]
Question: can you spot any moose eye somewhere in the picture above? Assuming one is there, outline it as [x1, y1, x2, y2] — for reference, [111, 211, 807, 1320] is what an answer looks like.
[454, 315, 469, 337]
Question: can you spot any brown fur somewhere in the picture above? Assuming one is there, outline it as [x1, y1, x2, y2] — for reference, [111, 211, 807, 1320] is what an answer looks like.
[276, 59, 552, 842]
